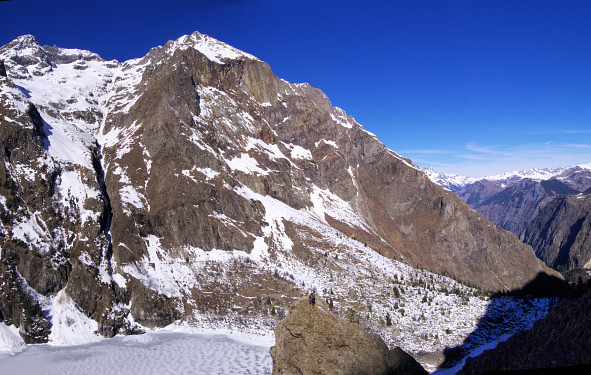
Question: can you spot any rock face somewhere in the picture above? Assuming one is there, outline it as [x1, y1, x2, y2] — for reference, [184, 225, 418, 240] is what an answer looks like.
[270, 298, 427, 375]
[455, 179, 503, 208]
[0, 60, 6, 77]
[445, 166, 591, 240]
[0, 32, 558, 345]
[457, 178, 579, 235]
[446, 168, 591, 272]
[520, 189, 591, 271]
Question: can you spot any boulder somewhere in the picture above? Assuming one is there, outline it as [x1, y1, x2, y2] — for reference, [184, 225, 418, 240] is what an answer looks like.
[270, 297, 427, 375]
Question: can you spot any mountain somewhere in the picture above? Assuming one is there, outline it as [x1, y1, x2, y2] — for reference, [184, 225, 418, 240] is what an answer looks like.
[554, 164, 591, 191]
[425, 164, 591, 194]
[427, 166, 591, 272]
[421, 168, 476, 192]
[426, 165, 591, 236]
[456, 179, 505, 208]
[461, 178, 580, 235]
[520, 189, 591, 271]
[0, 33, 558, 350]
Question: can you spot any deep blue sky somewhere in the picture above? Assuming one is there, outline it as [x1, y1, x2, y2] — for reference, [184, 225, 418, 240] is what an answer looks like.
[2, 0, 591, 176]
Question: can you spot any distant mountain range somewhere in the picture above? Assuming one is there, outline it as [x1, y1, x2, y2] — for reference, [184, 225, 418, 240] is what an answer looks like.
[425, 164, 591, 271]
[423, 164, 591, 193]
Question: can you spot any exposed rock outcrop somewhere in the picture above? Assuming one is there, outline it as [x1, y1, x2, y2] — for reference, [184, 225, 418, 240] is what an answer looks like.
[270, 298, 427, 375]
[520, 189, 591, 271]
[0, 60, 6, 77]
[457, 178, 578, 235]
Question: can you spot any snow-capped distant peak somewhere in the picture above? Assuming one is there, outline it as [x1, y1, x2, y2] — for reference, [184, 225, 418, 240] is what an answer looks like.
[425, 162, 591, 191]
[0, 34, 105, 80]
[162, 31, 259, 64]
[7, 34, 40, 49]
[422, 167, 476, 191]
[575, 162, 591, 171]
[483, 167, 564, 182]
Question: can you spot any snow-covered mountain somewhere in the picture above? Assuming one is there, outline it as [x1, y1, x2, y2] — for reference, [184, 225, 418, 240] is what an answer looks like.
[424, 163, 591, 192]
[422, 168, 478, 192]
[0, 33, 561, 369]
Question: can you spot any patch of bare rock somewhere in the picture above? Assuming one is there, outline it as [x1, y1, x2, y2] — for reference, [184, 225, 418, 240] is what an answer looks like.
[270, 297, 427, 375]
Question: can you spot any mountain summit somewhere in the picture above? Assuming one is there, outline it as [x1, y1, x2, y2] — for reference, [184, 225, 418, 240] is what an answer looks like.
[0, 32, 558, 348]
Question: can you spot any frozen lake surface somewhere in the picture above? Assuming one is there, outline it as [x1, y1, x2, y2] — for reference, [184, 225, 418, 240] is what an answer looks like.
[0, 331, 273, 375]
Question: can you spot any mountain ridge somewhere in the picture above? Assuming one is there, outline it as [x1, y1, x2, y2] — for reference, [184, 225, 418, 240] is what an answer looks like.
[423, 163, 591, 192]
[426, 164, 591, 272]
[0, 32, 560, 363]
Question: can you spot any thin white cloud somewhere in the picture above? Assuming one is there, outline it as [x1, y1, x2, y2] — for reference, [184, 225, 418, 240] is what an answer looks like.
[454, 153, 489, 161]
[561, 130, 591, 135]
[465, 142, 505, 155]
[522, 129, 591, 135]
[397, 149, 454, 155]
[561, 143, 591, 149]
[410, 141, 591, 177]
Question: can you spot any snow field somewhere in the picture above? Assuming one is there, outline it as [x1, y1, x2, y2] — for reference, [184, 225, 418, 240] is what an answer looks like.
[46, 290, 101, 346]
[0, 331, 272, 375]
[0, 322, 25, 352]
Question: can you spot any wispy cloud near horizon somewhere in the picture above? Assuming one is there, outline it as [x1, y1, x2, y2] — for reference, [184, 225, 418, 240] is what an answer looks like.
[399, 141, 591, 177]
[561, 130, 591, 135]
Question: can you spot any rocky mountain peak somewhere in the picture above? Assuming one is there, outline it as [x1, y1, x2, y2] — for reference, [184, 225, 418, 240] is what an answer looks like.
[7, 34, 41, 50]
[422, 167, 476, 192]
[0, 31, 561, 358]
[141, 31, 260, 66]
[0, 35, 105, 79]
[0, 35, 46, 69]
